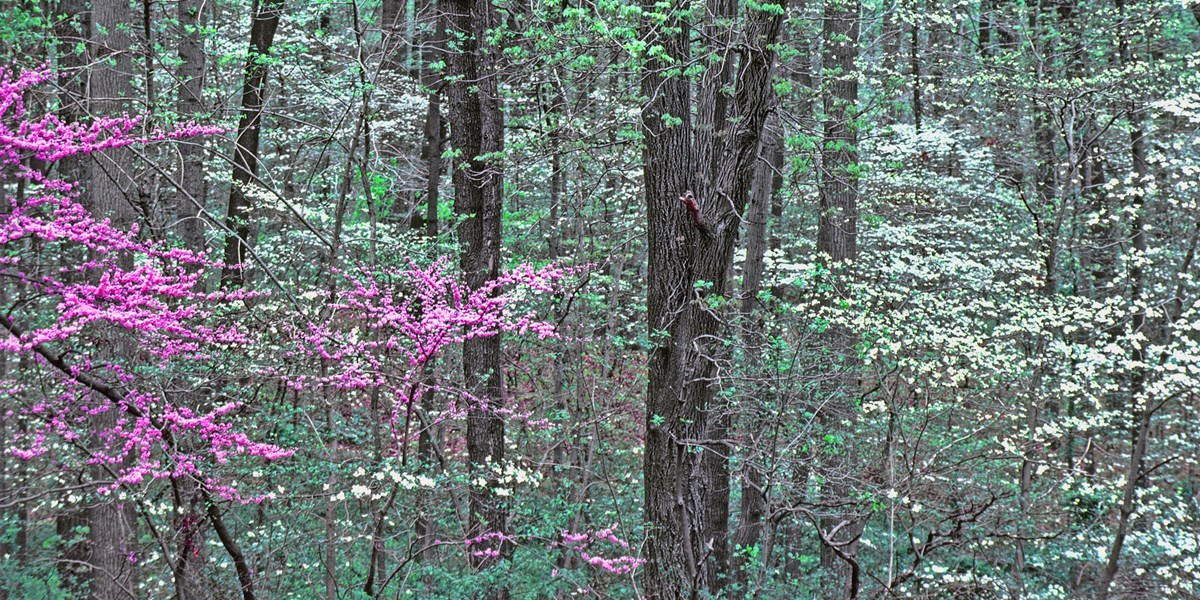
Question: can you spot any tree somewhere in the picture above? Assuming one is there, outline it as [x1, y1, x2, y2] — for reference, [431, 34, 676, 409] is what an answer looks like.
[221, 0, 285, 288]
[442, 0, 509, 591]
[815, 0, 862, 596]
[639, 0, 785, 595]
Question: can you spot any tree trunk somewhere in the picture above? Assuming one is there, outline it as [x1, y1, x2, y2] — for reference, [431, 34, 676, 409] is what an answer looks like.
[818, 0, 860, 264]
[1096, 6, 1150, 593]
[412, 1, 445, 236]
[640, 2, 785, 596]
[381, 0, 407, 71]
[88, 0, 141, 597]
[221, 0, 285, 287]
[443, 0, 508, 593]
[176, 0, 208, 251]
[54, 0, 89, 187]
[817, 0, 862, 596]
[909, 18, 922, 133]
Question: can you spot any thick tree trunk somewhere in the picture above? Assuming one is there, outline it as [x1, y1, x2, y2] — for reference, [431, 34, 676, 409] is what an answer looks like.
[640, 2, 784, 596]
[693, 0, 739, 586]
[88, 0, 141, 598]
[443, 0, 508, 593]
[221, 0, 285, 287]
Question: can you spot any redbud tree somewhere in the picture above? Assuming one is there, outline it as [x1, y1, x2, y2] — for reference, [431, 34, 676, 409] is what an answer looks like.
[0, 65, 564, 517]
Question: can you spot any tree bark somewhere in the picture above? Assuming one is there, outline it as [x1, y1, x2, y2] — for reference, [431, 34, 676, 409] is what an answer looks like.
[381, 0, 407, 71]
[221, 0, 285, 287]
[819, 0, 860, 265]
[175, 0, 208, 251]
[817, 0, 862, 595]
[443, 0, 508, 593]
[909, 18, 922, 133]
[640, 1, 785, 596]
[412, 1, 446, 236]
[54, 0, 89, 187]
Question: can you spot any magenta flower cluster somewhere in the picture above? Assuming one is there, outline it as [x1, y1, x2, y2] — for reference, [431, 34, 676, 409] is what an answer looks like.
[0, 66, 569, 503]
[558, 527, 644, 575]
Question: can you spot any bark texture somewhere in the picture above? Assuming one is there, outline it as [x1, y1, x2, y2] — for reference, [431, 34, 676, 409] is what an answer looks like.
[88, 0, 140, 597]
[817, 0, 863, 596]
[221, 0, 285, 287]
[640, 2, 785, 596]
[443, 0, 508, 594]
[818, 0, 860, 264]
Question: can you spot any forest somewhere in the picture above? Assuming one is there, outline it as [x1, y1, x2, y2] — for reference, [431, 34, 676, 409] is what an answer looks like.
[0, 0, 1198, 598]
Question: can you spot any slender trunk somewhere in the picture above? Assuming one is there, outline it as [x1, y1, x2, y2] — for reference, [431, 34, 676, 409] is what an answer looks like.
[979, 0, 992, 57]
[1096, 11, 1150, 588]
[732, 113, 783, 591]
[817, 0, 862, 596]
[141, 0, 156, 112]
[221, 0, 285, 287]
[381, 0, 406, 71]
[206, 495, 257, 600]
[381, 0, 415, 221]
[413, 383, 440, 561]
[910, 19, 922, 133]
[413, 5, 446, 237]
[176, 0, 208, 250]
[169, 8, 212, 598]
[1034, 106, 1059, 296]
[818, 0, 860, 264]
[54, 0, 89, 187]
[169, 476, 205, 600]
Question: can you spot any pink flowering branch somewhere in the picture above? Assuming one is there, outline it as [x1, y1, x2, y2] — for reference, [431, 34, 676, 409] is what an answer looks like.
[278, 258, 571, 458]
[1, 66, 282, 500]
[0, 66, 222, 175]
[558, 527, 645, 576]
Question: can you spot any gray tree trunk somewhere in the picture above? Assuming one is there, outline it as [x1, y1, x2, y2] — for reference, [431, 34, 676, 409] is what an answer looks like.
[640, 2, 785, 596]
[443, 0, 508, 595]
[817, 0, 862, 596]
[88, 0, 140, 596]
